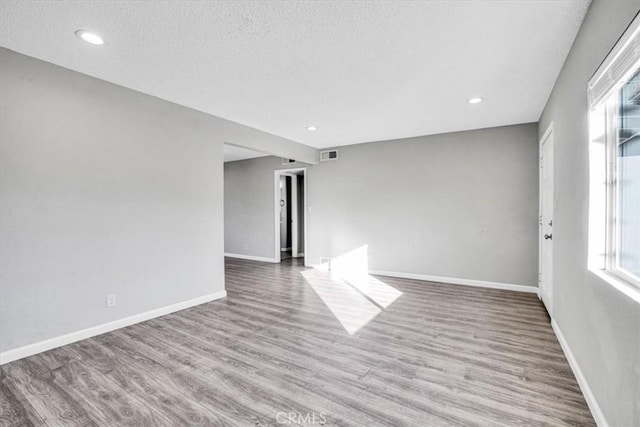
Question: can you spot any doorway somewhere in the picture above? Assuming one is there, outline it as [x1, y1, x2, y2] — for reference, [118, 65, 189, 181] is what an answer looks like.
[275, 168, 306, 263]
[539, 123, 554, 317]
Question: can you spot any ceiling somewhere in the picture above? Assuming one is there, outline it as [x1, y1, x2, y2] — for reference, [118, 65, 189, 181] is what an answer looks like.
[0, 1, 590, 148]
[223, 144, 268, 163]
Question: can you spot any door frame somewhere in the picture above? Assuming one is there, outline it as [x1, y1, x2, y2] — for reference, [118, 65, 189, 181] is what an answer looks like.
[279, 174, 293, 253]
[539, 122, 554, 316]
[274, 168, 307, 263]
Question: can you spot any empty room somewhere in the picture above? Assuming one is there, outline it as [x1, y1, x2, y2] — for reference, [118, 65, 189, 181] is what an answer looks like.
[0, 0, 638, 426]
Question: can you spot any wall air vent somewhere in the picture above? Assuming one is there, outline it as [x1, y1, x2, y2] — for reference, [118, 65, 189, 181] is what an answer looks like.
[320, 150, 338, 162]
[282, 158, 297, 165]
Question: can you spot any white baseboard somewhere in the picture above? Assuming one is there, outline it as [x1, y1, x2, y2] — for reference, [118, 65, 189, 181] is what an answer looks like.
[0, 290, 227, 365]
[224, 253, 278, 263]
[369, 270, 537, 293]
[281, 247, 292, 251]
[551, 319, 608, 427]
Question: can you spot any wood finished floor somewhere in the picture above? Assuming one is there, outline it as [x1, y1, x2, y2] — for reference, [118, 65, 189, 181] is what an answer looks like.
[1, 257, 594, 426]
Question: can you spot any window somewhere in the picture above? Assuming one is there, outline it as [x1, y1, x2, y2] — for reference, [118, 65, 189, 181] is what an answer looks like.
[588, 14, 640, 298]
[617, 71, 640, 280]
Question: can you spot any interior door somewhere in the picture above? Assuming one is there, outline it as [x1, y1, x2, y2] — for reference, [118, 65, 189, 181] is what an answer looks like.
[540, 129, 554, 316]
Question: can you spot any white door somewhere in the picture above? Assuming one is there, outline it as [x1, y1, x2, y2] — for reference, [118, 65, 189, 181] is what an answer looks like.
[540, 126, 554, 316]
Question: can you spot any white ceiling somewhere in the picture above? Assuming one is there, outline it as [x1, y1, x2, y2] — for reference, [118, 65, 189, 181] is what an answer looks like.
[0, 1, 590, 148]
[223, 144, 268, 163]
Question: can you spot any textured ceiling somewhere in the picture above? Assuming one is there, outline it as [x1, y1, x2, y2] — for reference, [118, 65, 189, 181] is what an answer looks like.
[0, 1, 590, 148]
[223, 144, 268, 163]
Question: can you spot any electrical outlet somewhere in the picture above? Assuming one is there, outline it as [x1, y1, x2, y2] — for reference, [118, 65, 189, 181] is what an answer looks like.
[319, 257, 332, 271]
[106, 294, 116, 308]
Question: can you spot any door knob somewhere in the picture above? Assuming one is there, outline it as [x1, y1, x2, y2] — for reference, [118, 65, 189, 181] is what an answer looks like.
[544, 234, 552, 240]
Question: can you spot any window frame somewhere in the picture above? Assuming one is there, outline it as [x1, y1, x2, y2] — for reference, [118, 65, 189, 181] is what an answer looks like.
[587, 14, 640, 302]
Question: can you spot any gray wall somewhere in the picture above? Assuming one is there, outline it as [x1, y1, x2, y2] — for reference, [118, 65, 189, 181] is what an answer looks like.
[225, 123, 539, 287]
[0, 48, 225, 352]
[538, 1, 640, 425]
[307, 124, 539, 286]
[224, 156, 285, 259]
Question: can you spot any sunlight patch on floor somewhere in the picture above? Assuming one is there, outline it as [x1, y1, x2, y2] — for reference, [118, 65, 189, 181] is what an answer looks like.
[301, 245, 403, 335]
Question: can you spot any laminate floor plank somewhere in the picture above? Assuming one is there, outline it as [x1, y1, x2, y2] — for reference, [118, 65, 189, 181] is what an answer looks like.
[64, 341, 232, 426]
[1, 360, 99, 426]
[0, 257, 594, 426]
[0, 381, 39, 427]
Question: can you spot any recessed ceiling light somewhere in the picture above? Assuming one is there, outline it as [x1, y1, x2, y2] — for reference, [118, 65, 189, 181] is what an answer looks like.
[306, 126, 318, 131]
[75, 30, 104, 45]
[467, 97, 484, 104]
